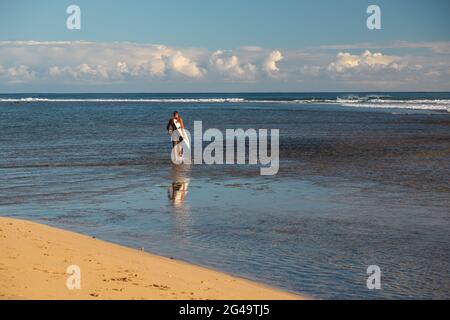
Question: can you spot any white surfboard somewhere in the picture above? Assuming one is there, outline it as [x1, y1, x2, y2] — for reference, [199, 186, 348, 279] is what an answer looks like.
[178, 127, 191, 149]
[171, 119, 190, 164]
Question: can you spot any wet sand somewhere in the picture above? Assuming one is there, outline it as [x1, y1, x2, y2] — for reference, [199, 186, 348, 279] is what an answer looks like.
[0, 217, 304, 300]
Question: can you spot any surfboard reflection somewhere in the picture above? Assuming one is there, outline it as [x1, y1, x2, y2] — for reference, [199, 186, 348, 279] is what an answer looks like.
[168, 165, 190, 214]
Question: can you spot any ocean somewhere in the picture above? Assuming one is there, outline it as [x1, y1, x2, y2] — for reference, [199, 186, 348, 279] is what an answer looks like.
[0, 92, 449, 299]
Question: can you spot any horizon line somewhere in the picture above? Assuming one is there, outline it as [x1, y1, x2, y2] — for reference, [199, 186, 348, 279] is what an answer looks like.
[1, 91, 450, 95]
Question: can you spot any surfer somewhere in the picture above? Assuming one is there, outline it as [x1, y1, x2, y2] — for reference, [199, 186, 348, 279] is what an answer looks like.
[167, 111, 185, 158]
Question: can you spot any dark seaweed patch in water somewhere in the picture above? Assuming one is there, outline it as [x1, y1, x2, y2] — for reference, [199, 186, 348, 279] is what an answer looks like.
[279, 133, 450, 193]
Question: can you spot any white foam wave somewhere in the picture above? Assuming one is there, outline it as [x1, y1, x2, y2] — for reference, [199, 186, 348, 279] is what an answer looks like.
[340, 100, 450, 112]
[1, 97, 449, 112]
[0, 97, 248, 103]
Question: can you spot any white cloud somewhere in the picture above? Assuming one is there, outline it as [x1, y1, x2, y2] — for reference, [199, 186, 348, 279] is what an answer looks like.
[263, 50, 284, 76]
[169, 51, 205, 78]
[128, 59, 166, 77]
[48, 64, 109, 81]
[48, 66, 62, 77]
[78, 64, 104, 78]
[0, 41, 285, 84]
[209, 50, 257, 79]
[327, 50, 398, 73]
[116, 61, 129, 74]
[7, 65, 35, 83]
[0, 41, 205, 82]
[0, 41, 449, 91]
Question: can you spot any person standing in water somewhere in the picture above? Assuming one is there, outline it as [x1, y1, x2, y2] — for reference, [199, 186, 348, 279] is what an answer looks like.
[167, 111, 185, 158]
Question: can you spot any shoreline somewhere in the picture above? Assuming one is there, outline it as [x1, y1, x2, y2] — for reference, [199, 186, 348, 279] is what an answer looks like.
[0, 217, 305, 300]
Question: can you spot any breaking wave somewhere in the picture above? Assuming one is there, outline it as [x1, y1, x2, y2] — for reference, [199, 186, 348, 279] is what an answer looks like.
[1, 95, 449, 112]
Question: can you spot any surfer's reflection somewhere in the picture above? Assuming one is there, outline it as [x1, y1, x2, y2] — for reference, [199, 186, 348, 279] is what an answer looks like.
[168, 165, 190, 213]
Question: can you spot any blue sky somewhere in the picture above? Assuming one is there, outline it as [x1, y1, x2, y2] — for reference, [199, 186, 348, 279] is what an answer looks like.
[1, 0, 450, 92]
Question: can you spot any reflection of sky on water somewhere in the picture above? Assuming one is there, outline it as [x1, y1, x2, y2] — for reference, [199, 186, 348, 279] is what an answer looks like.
[5, 163, 447, 299]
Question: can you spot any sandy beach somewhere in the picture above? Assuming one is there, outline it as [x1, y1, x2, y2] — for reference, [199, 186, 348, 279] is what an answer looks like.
[0, 217, 303, 300]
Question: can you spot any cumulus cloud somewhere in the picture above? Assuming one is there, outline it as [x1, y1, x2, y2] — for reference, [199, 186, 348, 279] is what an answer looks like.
[0, 41, 449, 91]
[0, 41, 205, 83]
[0, 41, 285, 84]
[116, 61, 129, 74]
[263, 50, 284, 76]
[7, 65, 35, 83]
[327, 50, 398, 73]
[169, 51, 205, 78]
[209, 50, 257, 80]
[48, 64, 109, 81]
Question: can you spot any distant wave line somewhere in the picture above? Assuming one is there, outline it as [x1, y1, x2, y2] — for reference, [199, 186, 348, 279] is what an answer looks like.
[0, 97, 449, 112]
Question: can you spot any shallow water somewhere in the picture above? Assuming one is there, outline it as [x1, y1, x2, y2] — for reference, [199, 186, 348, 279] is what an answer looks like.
[1, 93, 449, 299]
